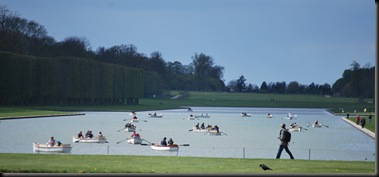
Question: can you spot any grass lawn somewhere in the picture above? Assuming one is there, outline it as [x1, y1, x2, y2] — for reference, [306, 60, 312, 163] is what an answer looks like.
[0, 153, 375, 174]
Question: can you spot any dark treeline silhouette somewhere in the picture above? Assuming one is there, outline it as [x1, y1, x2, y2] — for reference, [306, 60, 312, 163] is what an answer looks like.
[0, 5, 374, 105]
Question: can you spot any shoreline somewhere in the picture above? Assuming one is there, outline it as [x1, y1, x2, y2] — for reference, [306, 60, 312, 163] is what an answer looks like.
[340, 117, 375, 140]
[0, 112, 85, 120]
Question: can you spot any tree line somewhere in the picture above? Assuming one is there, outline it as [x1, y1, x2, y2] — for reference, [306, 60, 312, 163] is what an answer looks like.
[0, 5, 374, 105]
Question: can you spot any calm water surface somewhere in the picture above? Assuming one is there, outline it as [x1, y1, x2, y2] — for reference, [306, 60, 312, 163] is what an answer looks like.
[0, 107, 375, 161]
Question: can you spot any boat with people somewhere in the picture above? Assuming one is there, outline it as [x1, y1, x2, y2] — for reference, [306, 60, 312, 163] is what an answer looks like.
[312, 123, 322, 128]
[33, 142, 72, 153]
[127, 137, 143, 144]
[72, 136, 107, 143]
[148, 113, 163, 118]
[129, 111, 136, 116]
[289, 126, 302, 132]
[194, 113, 210, 118]
[187, 115, 197, 120]
[266, 113, 273, 118]
[240, 112, 251, 117]
[123, 126, 136, 132]
[150, 144, 179, 151]
[191, 126, 210, 132]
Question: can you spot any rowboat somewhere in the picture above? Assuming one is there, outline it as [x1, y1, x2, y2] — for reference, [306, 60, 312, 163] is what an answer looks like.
[151, 144, 179, 151]
[33, 143, 72, 153]
[194, 114, 210, 118]
[266, 114, 273, 118]
[312, 123, 322, 128]
[240, 113, 251, 117]
[73, 136, 107, 143]
[289, 126, 302, 132]
[148, 113, 163, 118]
[123, 126, 136, 132]
[188, 116, 196, 120]
[127, 137, 143, 144]
[131, 118, 139, 122]
[192, 126, 210, 132]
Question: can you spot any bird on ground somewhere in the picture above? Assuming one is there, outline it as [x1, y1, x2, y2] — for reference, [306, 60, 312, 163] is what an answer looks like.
[259, 164, 273, 171]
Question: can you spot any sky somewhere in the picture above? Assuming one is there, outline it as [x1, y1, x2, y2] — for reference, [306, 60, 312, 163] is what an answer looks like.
[0, 0, 375, 86]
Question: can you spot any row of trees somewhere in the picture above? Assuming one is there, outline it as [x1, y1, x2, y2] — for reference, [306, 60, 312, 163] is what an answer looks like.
[0, 5, 375, 106]
[0, 52, 144, 105]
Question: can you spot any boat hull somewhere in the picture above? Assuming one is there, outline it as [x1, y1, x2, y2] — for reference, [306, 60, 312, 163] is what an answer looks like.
[33, 143, 72, 153]
[192, 126, 209, 132]
[289, 126, 302, 132]
[124, 127, 136, 132]
[151, 144, 179, 151]
[127, 137, 142, 144]
[73, 136, 107, 143]
[312, 124, 322, 128]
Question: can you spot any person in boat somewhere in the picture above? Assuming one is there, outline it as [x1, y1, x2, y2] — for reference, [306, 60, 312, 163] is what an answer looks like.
[188, 107, 192, 111]
[268, 113, 272, 117]
[213, 125, 220, 133]
[57, 140, 62, 147]
[242, 112, 247, 116]
[290, 123, 297, 128]
[167, 138, 174, 146]
[314, 120, 319, 125]
[160, 137, 167, 146]
[48, 136, 56, 147]
[201, 123, 205, 129]
[153, 112, 157, 116]
[195, 123, 200, 129]
[132, 116, 138, 120]
[131, 131, 140, 138]
[77, 131, 83, 139]
[97, 132, 103, 138]
[287, 113, 292, 118]
[87, 131, 94, 138]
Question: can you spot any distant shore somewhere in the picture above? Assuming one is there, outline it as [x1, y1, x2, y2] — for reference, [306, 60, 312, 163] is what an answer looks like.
[0, 112, 85, 120]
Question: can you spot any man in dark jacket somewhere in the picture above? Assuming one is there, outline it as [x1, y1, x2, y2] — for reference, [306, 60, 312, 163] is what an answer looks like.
[276, 123, 295, 159]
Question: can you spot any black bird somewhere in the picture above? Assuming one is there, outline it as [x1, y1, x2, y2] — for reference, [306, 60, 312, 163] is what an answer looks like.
[259, 164, 273, 171]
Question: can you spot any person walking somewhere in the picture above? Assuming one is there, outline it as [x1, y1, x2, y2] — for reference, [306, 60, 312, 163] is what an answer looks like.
[276, 123, 294, 159]
[361, 116, 366, 128]
[355, 115, 360, 125]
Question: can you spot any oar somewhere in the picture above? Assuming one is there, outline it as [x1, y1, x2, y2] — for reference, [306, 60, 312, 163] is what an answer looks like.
[116, 138, 128, 144]
[188, 129, 193, 132]
[221, 132, 228, 136]
[177, 144, 190, 146]
[204, 131, 209, 135]
[142, 138, 154, 145]
[321, 124, 329, 128]
[116, 128, 125, 132]
[300, 126, 308, 130]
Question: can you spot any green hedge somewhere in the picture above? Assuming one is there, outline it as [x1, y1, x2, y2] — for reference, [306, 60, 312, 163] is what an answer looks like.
[0, 52, 144, 105]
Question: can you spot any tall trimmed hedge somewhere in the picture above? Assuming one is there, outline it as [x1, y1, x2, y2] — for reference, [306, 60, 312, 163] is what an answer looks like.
[0, 52, 144, 105]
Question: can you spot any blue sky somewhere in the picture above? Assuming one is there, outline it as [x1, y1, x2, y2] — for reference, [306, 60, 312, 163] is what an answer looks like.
[0, 0, 375, 86]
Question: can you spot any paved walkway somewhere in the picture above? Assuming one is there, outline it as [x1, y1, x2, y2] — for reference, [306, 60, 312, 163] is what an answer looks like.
[340, 117, 375, 140]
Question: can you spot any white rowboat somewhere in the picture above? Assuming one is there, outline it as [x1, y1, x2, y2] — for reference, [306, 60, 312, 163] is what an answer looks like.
[33, 143, 72, 153]
[150, 144, 179, 151]
[73, 136, 107, 143]
[127, 137, 142, 144]
[192, 126, 210, 132]
[148, 113, 163, 118]
[124, 127, 136, 132]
